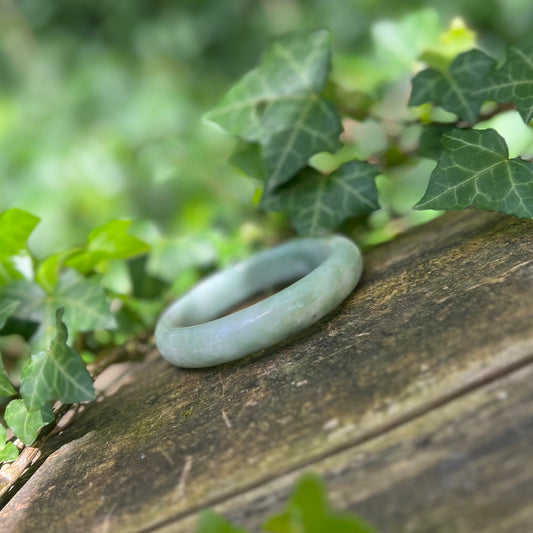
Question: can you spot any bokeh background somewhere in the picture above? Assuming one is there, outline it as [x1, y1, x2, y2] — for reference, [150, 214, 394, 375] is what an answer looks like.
[1, 0, 532, 259]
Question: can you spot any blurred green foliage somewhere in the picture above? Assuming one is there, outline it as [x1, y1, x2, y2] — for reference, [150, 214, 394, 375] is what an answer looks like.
[1, 0, 532, 258]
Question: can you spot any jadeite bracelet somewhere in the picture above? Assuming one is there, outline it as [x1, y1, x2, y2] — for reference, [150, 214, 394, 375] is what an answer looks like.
[155, 235, 363, 368]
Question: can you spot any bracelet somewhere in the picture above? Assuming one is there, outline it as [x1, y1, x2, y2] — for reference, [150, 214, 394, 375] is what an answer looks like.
[155, 235, 363, 368]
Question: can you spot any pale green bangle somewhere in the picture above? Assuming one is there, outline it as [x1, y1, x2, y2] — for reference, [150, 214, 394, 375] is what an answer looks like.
[155, 235, 362, 368]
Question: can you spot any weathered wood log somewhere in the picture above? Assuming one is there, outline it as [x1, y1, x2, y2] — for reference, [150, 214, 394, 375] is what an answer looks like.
[1, 210, 532, 532]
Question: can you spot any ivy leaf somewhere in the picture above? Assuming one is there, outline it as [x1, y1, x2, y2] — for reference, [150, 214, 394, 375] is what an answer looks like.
[127, 256, 167, 300]
[263, 473, 378, 533]
[416, 128, 533, 218]
[35, 248, 80, 293]
[0, 299, 19, 331]
[0, 281, 43, 342]
[0, 424, 19, 463]
[0, 251, 35, 287]
[417, 124, 456, 160]
[229, 142, 266, 182]
[0, 442, 19, 462]
[0, 424, 19, 462]
[0, 269, 116, 349]
[4, 399, 54, 446]
[65, 220, 150, 275]
[0, 258, 22, 287]
[262, 161, 380, 236]
[208, 30, 331, 139]
[485, 44, 533, 124]
[49, 270, 117, 335]
[0, 209, 40, 260]
[207, 30, 342, 191]
[409, 49, 496, 124]
[261, 98, 342, 192]
[0, 357, 16, 397]
[20, 308, 95, 411]
[0, 210, 38, 286]
[195, 510, 249, 533]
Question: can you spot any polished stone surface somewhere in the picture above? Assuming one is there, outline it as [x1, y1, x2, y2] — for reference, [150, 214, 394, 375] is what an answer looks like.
[155, 236, 362, 367]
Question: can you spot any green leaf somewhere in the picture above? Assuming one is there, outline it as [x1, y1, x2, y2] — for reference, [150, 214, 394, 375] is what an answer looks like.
[417, 124, 456, 160]
[0, 209, 40, 260]
[4, 399, 54, 446]
[485, 44, 533, 124]
[262, 98, 342, 192]
[0, 280, 43, 341]
[0, 299, 19, 331]
[409, 49, 496, 124]
[127, 256, 166, 300]
[0, 424, 19, 463]
[36, 248, 79, 293]
[20, 308, 95, 411]
[208, 30, 332, 138]
[65, 220, 150, 274]
[0, 255, 29, 287]
[229, 142, 267, 182]
[195, 510, 249, 533]
[263, 473, 378, 533]
[0, 357, 16, 397]
[416, 128, 533, 218]
[0, 269, 116, 349]
[0, 440, 19, 463]
[262, 161, 380, 236]
[51, 271, 117, 337]
[207, 30, 342, 191]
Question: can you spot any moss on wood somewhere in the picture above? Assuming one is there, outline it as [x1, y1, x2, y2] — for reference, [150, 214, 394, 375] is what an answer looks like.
[1, 211, 532, 532]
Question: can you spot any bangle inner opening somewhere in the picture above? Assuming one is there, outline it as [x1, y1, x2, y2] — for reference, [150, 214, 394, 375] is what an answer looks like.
[164, 239, 332, 327]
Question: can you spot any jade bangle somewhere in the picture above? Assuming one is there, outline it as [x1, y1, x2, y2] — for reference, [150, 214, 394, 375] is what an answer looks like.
[155, 235, 362, 368]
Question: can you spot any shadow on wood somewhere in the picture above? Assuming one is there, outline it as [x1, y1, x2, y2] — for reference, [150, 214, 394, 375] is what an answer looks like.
[1, 210, 532, 532]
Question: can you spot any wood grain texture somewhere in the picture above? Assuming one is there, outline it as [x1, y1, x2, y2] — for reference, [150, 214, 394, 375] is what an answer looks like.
[1, 210, 532, 532]
[163, 361, 533, 533]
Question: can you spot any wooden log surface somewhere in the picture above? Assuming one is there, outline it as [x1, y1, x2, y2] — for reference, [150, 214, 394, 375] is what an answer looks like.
[1, 210, 532, 532]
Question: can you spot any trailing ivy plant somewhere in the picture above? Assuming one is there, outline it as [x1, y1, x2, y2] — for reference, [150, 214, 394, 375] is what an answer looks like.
[0, 19, 531, 531]
[0, 207, 264, 463]
[0, 209, 154, 461]
[207, 30, 533, 235]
